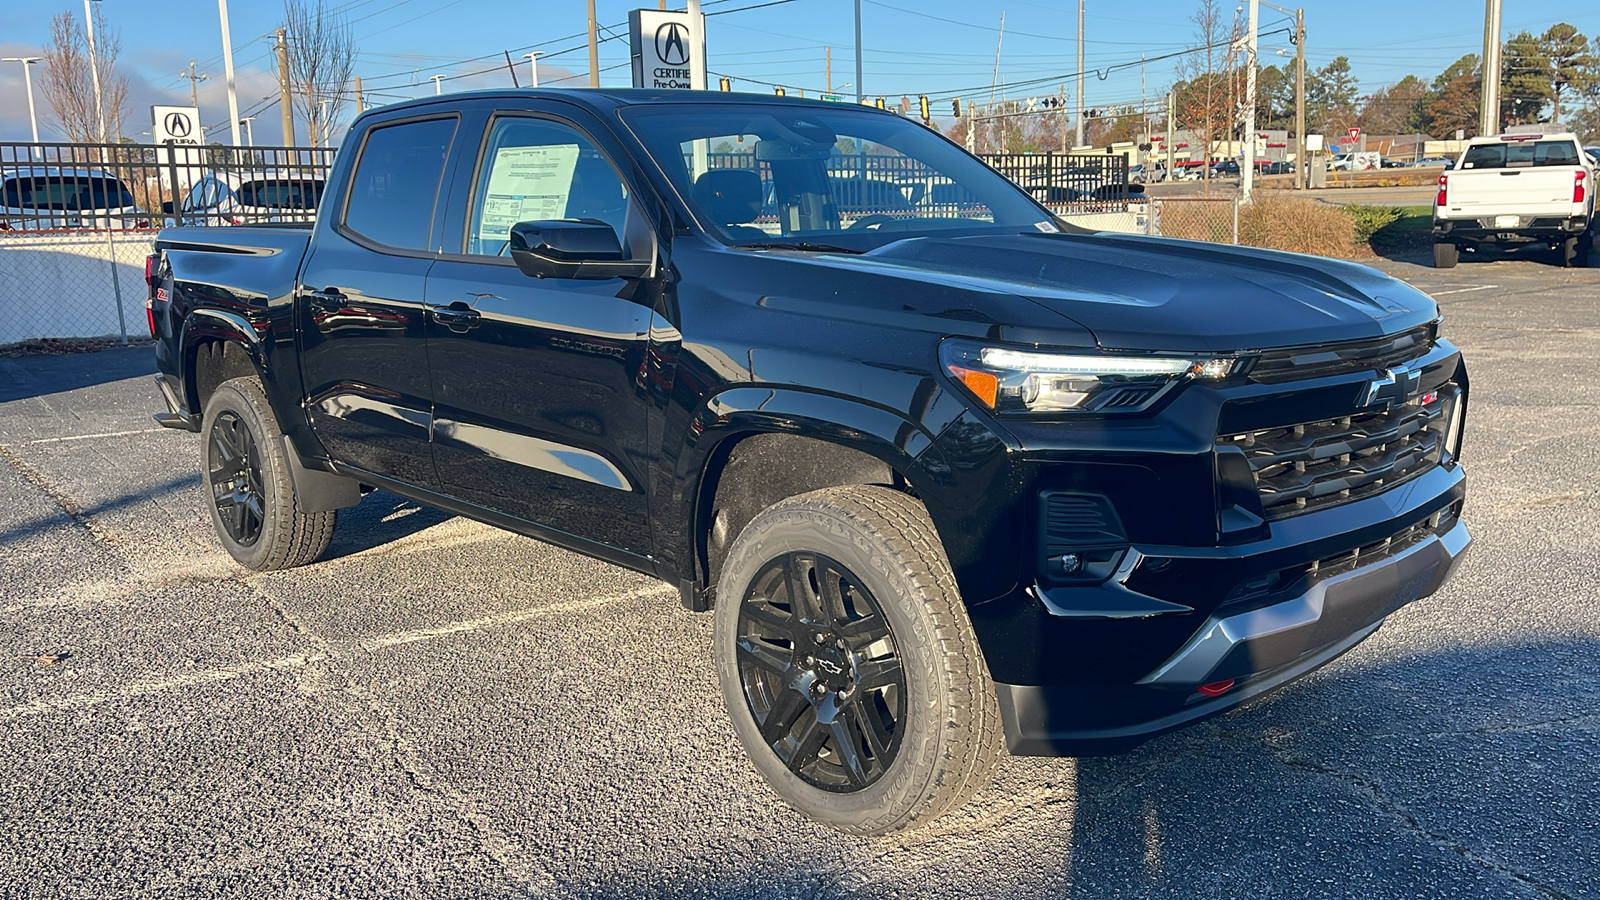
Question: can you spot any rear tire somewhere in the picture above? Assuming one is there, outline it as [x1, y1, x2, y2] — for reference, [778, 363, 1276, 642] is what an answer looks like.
[1561, 237, 1580, 268]
[201, 377, 336, 570]
[1432, 241, 1459, 268]
[713, 485, 1002, 835]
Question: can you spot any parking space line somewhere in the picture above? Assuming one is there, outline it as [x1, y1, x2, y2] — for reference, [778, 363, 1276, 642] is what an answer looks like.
[1427, 285, 1499, 296]
[0, 583, 676, 722]
[22, 428, 169, 445]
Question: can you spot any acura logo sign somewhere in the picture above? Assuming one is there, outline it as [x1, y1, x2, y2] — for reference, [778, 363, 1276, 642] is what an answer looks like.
[655, 22, 690, 67]
[164, 112, 193, 138]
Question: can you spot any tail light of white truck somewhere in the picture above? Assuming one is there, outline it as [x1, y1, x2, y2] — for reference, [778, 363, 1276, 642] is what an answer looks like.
[1436, 174, 1447, 207]
[1575, 170, 1587, 205]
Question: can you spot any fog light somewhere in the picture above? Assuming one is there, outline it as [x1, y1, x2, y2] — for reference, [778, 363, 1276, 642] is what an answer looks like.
[1049, 553, 1084, 576]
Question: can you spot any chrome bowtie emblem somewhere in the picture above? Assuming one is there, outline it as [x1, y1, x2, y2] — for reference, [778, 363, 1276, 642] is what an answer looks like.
[1361, 365, 1421, 410]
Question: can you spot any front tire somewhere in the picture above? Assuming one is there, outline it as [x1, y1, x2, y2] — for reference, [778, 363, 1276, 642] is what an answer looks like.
[713, 485, 1002, 835]
[201, 377, 336, 570]
[1432, 241, 1459, 268]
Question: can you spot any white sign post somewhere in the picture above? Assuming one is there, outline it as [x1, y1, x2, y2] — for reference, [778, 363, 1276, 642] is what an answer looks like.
[628, 10, 706, 91]
[152, 105, 208, 189]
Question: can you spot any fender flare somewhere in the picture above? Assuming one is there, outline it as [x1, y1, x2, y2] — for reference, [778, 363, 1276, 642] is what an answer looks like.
[179, 308, 267, 415]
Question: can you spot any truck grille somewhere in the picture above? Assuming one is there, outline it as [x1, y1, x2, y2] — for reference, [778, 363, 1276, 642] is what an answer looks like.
[1219, 386, 1458, 520]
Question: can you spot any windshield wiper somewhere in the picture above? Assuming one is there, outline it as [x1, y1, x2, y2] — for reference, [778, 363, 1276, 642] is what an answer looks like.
[735, 241, 863, 254]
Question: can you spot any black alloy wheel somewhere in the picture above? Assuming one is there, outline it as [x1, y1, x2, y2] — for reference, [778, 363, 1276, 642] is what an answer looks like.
[208, 409, 265, 546]
[734, 551, 906, 791]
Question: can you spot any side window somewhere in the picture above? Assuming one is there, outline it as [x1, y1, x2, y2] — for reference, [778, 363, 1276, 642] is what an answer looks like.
[343, 117, 457, 251]
[466, 117, 644, 257]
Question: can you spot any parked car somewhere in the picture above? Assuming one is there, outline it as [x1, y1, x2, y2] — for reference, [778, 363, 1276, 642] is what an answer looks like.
[1584, 146, 1600, 167]
[1379, 156, 1407, 168]
[0, 167, 149, 231]
[1408, 156, 1456, 169]
[1259, 161, 1295, 175]
[165, 170, 327, 226]
[148, 89, 1471, 836]
[1432, 131, 1595, 267]
[1128, 162, 1166, 183]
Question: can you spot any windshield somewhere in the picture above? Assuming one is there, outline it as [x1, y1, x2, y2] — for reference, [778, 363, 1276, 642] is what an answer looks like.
[620, 103, 1053, 245]
[3, 175, 136, 211]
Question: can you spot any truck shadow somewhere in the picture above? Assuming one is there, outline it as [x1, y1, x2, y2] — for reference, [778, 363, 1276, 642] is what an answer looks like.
[0, 343, 156, 403]
[320, 489, 455, 561]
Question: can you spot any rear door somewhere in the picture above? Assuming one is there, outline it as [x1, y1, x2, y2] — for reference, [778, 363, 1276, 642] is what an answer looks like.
[297, 112, 460, 488]
[421, 104, 660, 556]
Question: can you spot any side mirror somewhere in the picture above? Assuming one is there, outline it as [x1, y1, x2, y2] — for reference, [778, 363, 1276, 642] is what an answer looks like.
[508, 219, 650, 280]
[160, 200, 175, 215]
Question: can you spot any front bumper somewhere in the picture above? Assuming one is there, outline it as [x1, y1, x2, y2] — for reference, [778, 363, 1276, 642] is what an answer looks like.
[996, 516, 1471, 756]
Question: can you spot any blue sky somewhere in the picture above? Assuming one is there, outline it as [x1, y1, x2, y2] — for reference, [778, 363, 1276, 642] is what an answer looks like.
[1, 0, 1596, 143]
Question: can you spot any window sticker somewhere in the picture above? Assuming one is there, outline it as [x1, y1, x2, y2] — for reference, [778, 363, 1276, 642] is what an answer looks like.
[478, 144, 581, 240]
[1034, 220, 1059, 233]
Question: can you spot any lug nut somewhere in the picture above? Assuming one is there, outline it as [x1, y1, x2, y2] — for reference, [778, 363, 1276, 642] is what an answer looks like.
[812, 633, 827, 645]
[811, 682, 828, 696]
[805, 656, 816, 667]
[834, 638, 846, 650]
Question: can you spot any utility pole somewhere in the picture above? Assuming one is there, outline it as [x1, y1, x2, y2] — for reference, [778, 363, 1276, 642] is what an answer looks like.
[276, 28, 295, 147]
[1479, 0, 1501, 136]
[218, 0, 241, 147]
[826, 46, 831, 94]
[1294, 8, 1306, 189]
[1242, 0, 1259, 201]
[240, 116, 254, 146]
[1074, 0, 1085, 147]
[3, 57, 41, 146]
[84, 0, 106, 142]
[524, 51, 543, 87]
[854, 0, 864, 104]
[1166, 90, 1176, 178]
[587, 0, 600, 88]
[354, 75, 363, 112]
[1059, 85, 1067, 152]
[181, 61, 208, 110]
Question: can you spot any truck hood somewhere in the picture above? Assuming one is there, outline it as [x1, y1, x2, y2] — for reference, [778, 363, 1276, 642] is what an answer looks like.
[829, 231, 1438, 352]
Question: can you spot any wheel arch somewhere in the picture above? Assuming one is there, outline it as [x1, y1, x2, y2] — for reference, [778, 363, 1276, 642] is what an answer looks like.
[669, 387, 960, 610]
[181, 309, 267, 415]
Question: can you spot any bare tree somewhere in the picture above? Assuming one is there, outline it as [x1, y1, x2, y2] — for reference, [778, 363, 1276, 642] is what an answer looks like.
[38, 8, 130, 147]
[284, 0, 355, 148]
[1174, 0, 1238, 189]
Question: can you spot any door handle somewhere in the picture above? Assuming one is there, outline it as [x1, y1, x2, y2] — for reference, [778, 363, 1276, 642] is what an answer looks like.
[429, 301, 481, 332]
[306, 288, 347, 313]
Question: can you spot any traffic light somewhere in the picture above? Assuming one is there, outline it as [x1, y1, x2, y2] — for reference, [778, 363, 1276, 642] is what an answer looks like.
[875, 97, 886, 110]
[919, 95, 930, 122]
[719, 77, 731, 92]
[952, 99, 962, 118]
[774, 86, 785, 96]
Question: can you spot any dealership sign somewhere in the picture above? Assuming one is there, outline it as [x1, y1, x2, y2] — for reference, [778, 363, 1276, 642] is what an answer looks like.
[629, 9, 705, 90]
[152, 105, 203, 145]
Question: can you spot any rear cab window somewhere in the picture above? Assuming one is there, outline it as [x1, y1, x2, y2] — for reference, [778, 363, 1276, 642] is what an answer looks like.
[1460, 139, 1583, 170]
[341, 116, 458, 251]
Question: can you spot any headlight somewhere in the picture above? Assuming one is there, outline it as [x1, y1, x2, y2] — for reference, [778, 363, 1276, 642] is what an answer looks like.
[940, 340, 1239, 415]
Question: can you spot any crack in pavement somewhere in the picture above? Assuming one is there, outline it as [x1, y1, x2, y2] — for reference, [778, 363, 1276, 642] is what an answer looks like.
[0, 441, 117, 544]
[1266, 745, 1577, 900]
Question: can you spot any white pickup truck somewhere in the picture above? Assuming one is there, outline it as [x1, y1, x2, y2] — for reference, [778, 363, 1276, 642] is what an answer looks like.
[1432, 132, 1595, 268]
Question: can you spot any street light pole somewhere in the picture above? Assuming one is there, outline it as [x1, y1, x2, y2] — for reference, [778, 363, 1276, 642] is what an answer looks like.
[3, 57, 42, 146]
[854, 0, 864, 105]
[240, 116, 254, 147]
[1074, 0, 1085, 147]
[84, 0, 106, 142]
[1479, 0, 1502, 136]
[218, 0, 242, 147]
[430, 74, 446, 95]
[1242, 0, 1259, 201]
[523, 51, 543, 88]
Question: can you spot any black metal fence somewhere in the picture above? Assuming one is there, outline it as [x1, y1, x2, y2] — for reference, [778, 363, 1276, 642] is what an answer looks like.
[976, 152, 1135, 211]
[0, 141, 338, 233]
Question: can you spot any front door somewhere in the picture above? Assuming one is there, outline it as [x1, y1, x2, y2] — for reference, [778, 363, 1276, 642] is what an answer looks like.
[423, 111, 658, 555]
[298, 114, 458, 488]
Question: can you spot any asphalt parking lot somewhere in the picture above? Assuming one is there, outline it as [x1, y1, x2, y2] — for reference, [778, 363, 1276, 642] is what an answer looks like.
[2, 251, 1598, 899]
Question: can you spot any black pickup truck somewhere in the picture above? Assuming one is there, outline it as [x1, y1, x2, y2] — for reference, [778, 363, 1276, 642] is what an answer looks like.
[148, 90, 1470, 835]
